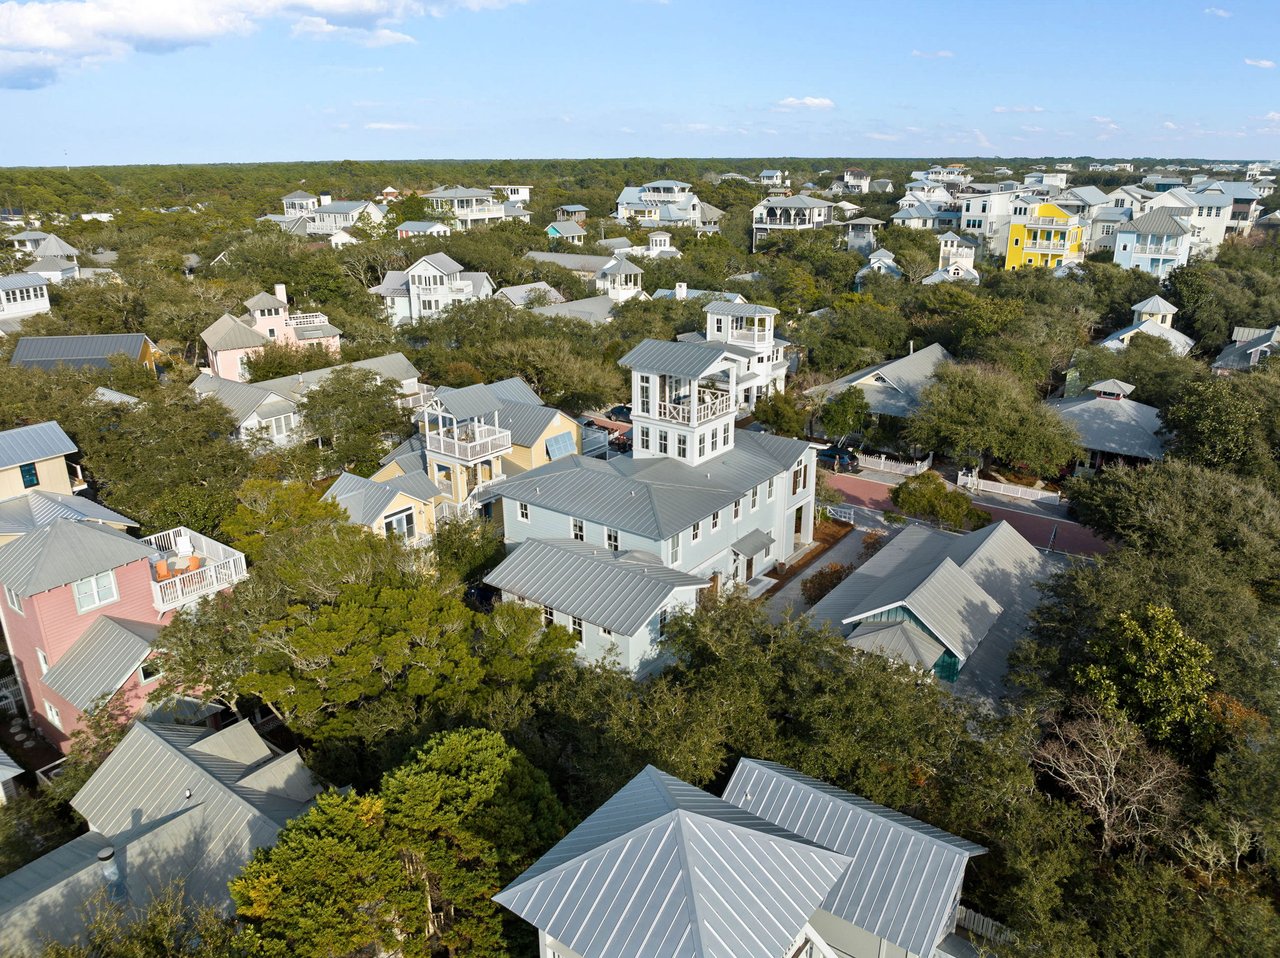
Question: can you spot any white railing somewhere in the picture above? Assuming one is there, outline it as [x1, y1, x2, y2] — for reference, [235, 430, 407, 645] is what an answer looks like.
[422, 425, 512, 462]
[729, 327, 771, 346]
[286, 311, 329, 327]
[1023, 240, 1067, 252]
[697, 392, 734, 422]
[855, 451, 933, 476]
[144, 526, 248, 611]
[67, 462, 87, 491]
[958, 471, 1062, 502]
[658, 400, 691, 423]
[0, 674, 21, 716]
[955, 906, 1016, 945]
[1133, 243, 1180, 255]
[1025, 215, 1068, 226]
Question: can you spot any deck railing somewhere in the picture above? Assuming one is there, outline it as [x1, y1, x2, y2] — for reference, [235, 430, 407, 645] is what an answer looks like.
[144, 526, 248, 610]
[422, 425, 511, 462]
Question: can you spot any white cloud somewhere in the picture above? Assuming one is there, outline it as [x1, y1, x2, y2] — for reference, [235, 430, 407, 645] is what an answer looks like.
[292, 16, 414, 46]
[865, 132, 900, 141]
[1246, 58, 1276, 68]
[1204, 6, 1230, 16]
[993, 105, 1044, 113]
[972, 128, 994, 149]
[911, 49, 952, 59]
[365, 121, 416, 130]
[775, 95, 836, 111]
[0, 0, 520, 88]
[1020, 125, 1044, 133]
[1163, 121, 1179, 129]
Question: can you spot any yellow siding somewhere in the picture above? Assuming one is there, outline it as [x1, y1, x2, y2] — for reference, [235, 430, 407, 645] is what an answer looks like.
[503, 413, 583, 475]
[372, 490, 437, 539]
[1004, 203, 1083, 270]
[0, 456, 74, 501]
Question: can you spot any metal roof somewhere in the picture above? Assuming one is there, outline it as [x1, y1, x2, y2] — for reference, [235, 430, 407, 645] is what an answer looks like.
[282, 190, 315, 200]
[323, 471, 440, 526]
[618, 338, 731, 379]
[91, 386, 142, 406]
[599, 257, 644, 276]
[530, 294, 617, 325]
[704, 301, 779, 318]
[807, 343, 954, 418]
[0, 421, 76, 469]
[524, 250, 613, 272]
[41, 616, 159, 711]
[1118, 207, 1191, 236]
[410, 251, 464, 275]
[397, 220, 447, 233]
[10, 334, 154, 369]
[1132, 294, 1177, 314]
[32, 236, 78, 257]
[847, 620, 945, 669]
[243, 291, 286, 311]
[497, 282, 565, 307]
[495, 765, 852, 958]
[0, 272, 47, 291]
[491, 430, 807, 540]
[433, 382, 502, 420]
[0, 519, 156, 598]
[0, 490, 136, 536]
[200, 313, 270, 351]
[1213, 325, 1280, 371]
[254, 353, 419, 403]
[1047, 393, 1165, 460]
[546, 220, 587, 237]
[485, 539, 708, 635]
[732, 528, 775, 557]
[499, 402, 560, 447]
[724, 759, 985, 958]
[192, 374, 292, 426]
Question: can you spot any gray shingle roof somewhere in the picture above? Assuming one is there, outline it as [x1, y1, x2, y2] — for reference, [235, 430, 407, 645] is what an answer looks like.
[495, 765, 852, 958]
[492, 430, 809, 540]
[11, 334, 154, 370]
[0, 519, 156, 598]
[618, 338, 731, 379]
[41, 616, 160, 711]
[0, 421, 76, 469]
[725, 759, 986, 958]
[485, 539, 708, 635]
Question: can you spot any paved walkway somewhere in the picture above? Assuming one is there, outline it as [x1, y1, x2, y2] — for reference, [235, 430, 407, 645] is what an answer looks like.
[826, 471, 1108, 556]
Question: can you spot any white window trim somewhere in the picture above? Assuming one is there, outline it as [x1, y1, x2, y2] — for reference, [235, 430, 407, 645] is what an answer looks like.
[518, 502, 530, 522]
[36, 648, 48, 675]
[691, 521, 701, 543]
[73, 570, 118, 615]
[5, 585, 24, 615]
[44, 699, 62, 730]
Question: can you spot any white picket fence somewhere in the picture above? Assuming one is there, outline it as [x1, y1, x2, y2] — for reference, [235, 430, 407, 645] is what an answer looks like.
[958, 470, 1061, 503]
[955, 905, 1016, 945]
[855, 450, 933, 477]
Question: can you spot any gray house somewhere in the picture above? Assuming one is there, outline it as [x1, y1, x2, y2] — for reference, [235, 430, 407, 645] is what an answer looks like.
[496, 758, 986, 958]
[0, 720, 323, 955]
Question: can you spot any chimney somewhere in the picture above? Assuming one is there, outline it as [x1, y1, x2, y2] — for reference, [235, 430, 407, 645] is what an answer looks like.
[318, 192, 332, 206]
[675, 282, 687, 300]
[274, 283, 287, 305]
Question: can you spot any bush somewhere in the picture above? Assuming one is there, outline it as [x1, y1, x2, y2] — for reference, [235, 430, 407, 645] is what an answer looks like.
[890, 471, 991, 531]
[801, 562, 854, 605]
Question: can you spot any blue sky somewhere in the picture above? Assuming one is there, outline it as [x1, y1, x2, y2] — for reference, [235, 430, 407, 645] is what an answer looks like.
[1, 0, 1278, 166]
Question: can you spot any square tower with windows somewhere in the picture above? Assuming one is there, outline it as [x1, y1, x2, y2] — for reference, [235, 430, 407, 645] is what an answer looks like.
[619, 339, 738, 466]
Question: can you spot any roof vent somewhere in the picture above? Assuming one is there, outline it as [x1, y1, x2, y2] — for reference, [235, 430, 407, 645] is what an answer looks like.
[96, 846, 120, 883]
[706, 472, 712, 479]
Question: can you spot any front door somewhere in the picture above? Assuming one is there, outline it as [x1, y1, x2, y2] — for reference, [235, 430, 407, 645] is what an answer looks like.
[746, 556, 755, 580]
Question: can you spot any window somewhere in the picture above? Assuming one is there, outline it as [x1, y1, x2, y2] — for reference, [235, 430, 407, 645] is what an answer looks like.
[384, 508, 416, 541]
[710, 429, 718, 452]
[658, 608, 669, 638]
[36, 648, 48, 675]
[518, 502, 529, 522]
[638, 375, 652, 415]
[44, 700, 62, 731]
[139, 659, 163, 683]
[767, 477, 775, 501]
[1101, 224, 1114, 236]
[751, 486, 759, 510]
[698, 433, 707, 458]
[711, 510, 720, 531]
[1013, 237, 1020, 246]
[677, 434, 688, 459]
[572, 518, 584, 541]
[600, 625, 612, 637]
[571, 616, 583, 639]
[658, 430, 668, 454]
[793, 465, 804, 495]
[722, 424, 730, 447]
[691, 521, 701, 542]
[639, 426, 650, 450]
[734, 498, 742, 520]
[73, 571, 117, 614]
[5, 586, 23, 615]
[606, 528, 619, 551]
[669, 534, 680, 565]
[543, 605, 554, 627]
[714, 316, 723, 334]
[19, 462, 38, 489]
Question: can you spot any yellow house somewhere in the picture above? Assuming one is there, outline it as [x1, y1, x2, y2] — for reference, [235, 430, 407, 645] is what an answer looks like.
[322, 471, 442, 546]
[0, 421, 137, 546]
[372, 378, 583, 520]
[1003, 202, 1084, 270]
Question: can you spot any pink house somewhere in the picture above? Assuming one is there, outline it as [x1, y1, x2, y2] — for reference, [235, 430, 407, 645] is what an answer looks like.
[200, 284, 343, 382]
[0, 520, 246, 752]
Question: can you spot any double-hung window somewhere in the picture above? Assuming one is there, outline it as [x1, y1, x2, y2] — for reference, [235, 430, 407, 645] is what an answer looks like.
[543, 606, 554, 627]
[734, 498, 742, 520]
[767, 477, 776, 501]
[571, 617, 583, 639]
[606, 528, 619, 551]
[691, 521, 701, 543]
[572, 518, 585, 541]
[73, 571, 117, 614]
[518, 502, 530, 522]
[669, 534, 680, 565]
[5, 586, 23, 615]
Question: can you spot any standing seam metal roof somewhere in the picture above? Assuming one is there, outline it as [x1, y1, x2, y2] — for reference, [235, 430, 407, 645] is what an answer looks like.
[40, 616, 160, 711]
[0, 421, 77, 469]
[618, 338, 732, 379]
[0, 519, 156, 597]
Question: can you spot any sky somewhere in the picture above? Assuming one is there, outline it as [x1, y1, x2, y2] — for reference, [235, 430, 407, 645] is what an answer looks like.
[1, 0, 1278, 167]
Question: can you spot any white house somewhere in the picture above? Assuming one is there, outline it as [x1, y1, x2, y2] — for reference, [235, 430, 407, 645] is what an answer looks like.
[1100, 295, 1193, 356]
[856, 248, 904, 285]
[395, 220, 451, 240]
[305, 196, 384, 236]
[490, 184, 532, 205]
[614, 181, 719, 232]
[545, 220, 587, 245]
[832, 167, 871, 194]
[680, 301, 788, 411]
[425, 186, 511, 230]
[0, 274, 51, 326]
[750, 195, 836, 251]
[368, 253, 495, 326]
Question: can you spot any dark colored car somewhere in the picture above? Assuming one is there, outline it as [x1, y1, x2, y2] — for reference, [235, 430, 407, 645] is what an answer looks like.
[817, 446, 855, 470]
[605, 404, 632, 423]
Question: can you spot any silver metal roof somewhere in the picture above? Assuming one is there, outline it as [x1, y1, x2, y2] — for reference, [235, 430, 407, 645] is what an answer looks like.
[0, 421, 76, 469]
[524, 250, 613, 272]
[618, 338, 731, 379]
[807, 343, 953, 418]
[10, 334, 154, 370]
[433, 382, 502, 420]
[0, 273, 47, 291]
[411, 251, 464, 275]
[192, 374, 292, 426]
[41, 616, 159, 711]
[1046, 393, 1165, 460]
[485, 539, 707, 635]
[497, 282, 565, 307]
[496, 765, 852, 958]
[323, 471, 440, 527]
[1131, 294, 1177, 315]
[704, 301, 780, 318]
[847, 620, 945, 669]
[0, 518, 156, 598]
[200, 313, 270, 351]
[0, 489, 135, 536]
[732, 528, 775, 557]
[724, 759, 985, 958]
[530, 294, 617, 326]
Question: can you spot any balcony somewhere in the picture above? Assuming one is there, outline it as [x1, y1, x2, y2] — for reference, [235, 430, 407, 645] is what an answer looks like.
[285, 311, 330, 328]
[1023, 240, 1068, 252]
[67, 462, 87, 493]
[422, 423, 512, 463]
[656, 390, 733, 425]
[1133, 243, 1181, 256]
[728, 327, 772, 346]
[145, 527, 247, 612]
[1025, 215, 1068, 227]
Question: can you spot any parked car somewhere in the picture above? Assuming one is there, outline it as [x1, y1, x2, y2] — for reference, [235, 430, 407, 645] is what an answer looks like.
[605, 404, 632, 423]
[817, 446, 855, 471]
